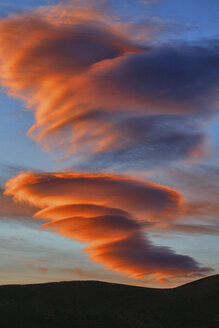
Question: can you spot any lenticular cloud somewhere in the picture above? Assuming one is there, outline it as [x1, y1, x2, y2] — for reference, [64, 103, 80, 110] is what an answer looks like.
[0, 4, 217, 165]
[4, 172, 212, 280]
[0, 3, 216, 282]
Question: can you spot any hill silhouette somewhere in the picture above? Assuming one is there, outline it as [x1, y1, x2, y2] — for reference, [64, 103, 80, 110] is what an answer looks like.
[0, 274, 218, 328]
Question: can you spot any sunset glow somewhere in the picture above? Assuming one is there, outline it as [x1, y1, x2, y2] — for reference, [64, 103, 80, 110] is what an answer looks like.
[0, 0, 218, 287]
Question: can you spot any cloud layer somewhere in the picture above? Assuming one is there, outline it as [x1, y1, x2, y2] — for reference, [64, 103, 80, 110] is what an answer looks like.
[4, 172, 182, 220]
[4, 172, 212, 280]
[0, 5, 218, 167]
[0, 3, 217, 283]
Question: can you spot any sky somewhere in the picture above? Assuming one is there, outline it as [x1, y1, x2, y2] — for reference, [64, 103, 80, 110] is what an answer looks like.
[0, 0, 218, 288]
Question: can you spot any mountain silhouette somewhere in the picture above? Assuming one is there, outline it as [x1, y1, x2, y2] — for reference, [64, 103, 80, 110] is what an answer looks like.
[0, 274, 218, 328]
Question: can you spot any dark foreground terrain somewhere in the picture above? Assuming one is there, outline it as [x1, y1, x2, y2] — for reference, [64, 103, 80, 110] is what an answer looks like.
[0, 274, 218, 328]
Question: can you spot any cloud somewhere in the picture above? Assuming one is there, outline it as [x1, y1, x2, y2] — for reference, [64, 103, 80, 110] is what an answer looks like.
[158, 164, 219, 215]
[4, 172, 183, 221]
[0, 5, 217, 167]
[0, 3, 216, 282]
[42, 215, 139, 243]
[34, 203, 132, 221]
[156, 277, 169, 284]
[150, 222, 219, 236]
[4, 171, 212, 279]
[0, 6, 143, 158]
[72, 113, 207, 170]
[85, 234, 210, 278]
[0, 188, 36, 220]
[86, 43, 219, 113]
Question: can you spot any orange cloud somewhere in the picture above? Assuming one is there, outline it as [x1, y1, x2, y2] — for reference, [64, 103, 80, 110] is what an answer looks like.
[156, 277, 169, 284]
[34, 204, 132, 221]
[4, 172, 182, 221]
[0, 4, 212, 164]
[42, 215, 139, 243]
[0, 7, 143, 155]
[4, 171, 212, 280]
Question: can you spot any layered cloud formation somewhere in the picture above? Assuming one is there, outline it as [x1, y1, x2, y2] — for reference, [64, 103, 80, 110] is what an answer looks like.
[0, 2, 218, 282]
[4, 172, 211, 279]
[0, 4, 218, 166]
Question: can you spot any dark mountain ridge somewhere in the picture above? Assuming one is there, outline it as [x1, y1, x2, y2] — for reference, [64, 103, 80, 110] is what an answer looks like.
[0, 274, 218, 328]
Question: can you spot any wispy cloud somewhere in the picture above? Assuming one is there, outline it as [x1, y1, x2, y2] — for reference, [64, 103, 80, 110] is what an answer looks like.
[0, 4, 218, 167]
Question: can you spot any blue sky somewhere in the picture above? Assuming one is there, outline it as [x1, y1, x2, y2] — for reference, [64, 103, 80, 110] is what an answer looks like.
[0, 0, 218, 287]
